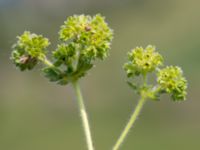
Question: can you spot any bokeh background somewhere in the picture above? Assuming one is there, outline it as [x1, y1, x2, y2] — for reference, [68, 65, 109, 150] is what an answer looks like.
[0, 0, 199, 149]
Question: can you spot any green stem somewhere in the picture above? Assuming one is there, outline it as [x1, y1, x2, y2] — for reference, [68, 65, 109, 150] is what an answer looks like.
[112, 96, 147, 150]
[41, 57, 54, 67]
[73, 81, 94, 150]
[143, 73, 148, 87]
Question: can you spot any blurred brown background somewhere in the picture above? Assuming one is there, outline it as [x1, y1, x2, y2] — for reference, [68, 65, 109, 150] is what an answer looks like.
[0, 0, 199, 149]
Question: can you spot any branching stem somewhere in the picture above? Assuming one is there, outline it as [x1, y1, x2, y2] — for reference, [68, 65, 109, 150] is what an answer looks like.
[41, 57, 54, 67]
[113, 74, 148, 150]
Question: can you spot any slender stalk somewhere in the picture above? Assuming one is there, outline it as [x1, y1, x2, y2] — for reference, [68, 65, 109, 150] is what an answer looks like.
[73, 81, 94, 150]
[112, 96, 147, 150]
[41, 56, 94, 149]
[40, 57, 54, 67]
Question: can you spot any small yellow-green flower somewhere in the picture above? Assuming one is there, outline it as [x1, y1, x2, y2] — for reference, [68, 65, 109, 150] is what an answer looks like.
[124, 45, 163, 77]
[11, 31, 50, 71]
[59, 14, 113, 60]
[157, 66, 187, 101]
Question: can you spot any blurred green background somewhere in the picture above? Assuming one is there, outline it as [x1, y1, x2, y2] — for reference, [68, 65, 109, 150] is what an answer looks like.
[0, 0, 199, 149]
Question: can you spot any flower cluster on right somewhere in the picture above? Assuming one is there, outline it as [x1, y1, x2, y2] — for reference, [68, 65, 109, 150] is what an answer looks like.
[124, 45, 187, 101]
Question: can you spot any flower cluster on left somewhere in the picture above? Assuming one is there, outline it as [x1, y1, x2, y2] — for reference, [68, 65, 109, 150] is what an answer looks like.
[11, 31, 50, 71]
[11, 14, 113, 150]
[11, 14, 113, 85]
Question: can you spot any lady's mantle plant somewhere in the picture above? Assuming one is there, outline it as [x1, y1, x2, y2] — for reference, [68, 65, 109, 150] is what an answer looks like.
[10, 14, 187, 150]
[11, 14, 113, 150]
[113, 45, 187, 150]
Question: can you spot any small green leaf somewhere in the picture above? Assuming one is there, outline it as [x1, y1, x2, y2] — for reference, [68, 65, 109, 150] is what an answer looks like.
[127, 81, 138, 90]
[43, 67, 63, 82]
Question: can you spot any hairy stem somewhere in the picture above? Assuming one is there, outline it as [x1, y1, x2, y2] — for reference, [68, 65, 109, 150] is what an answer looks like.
[73, 81, 94, 150]
[112, 96, 146, 150]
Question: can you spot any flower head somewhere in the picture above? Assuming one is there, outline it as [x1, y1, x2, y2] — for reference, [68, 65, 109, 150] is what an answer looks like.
[59, 14, 113, 60]
[124, 45, 163, 77]
[43, 14, 113, 84]
[157, 66, 187, 101]
[11, 31, 50, 71]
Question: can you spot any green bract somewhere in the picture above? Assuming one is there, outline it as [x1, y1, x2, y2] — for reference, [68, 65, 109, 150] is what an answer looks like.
[11, 31, 50, 71]
[124, 45, 163, 77]
[157, 66, 187, 101]
[124, 45, 187, 101]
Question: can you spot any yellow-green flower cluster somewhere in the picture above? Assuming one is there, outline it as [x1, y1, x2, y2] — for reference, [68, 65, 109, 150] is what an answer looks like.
[124, 45, 187, 101]
[59, 14, 113, 60]
[43, 14, 113, 84]
[11, 14, 113, 85]
[11, 31, 50, 71]
[157, 66, 187, 101]
[124, 45, 163, 77]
